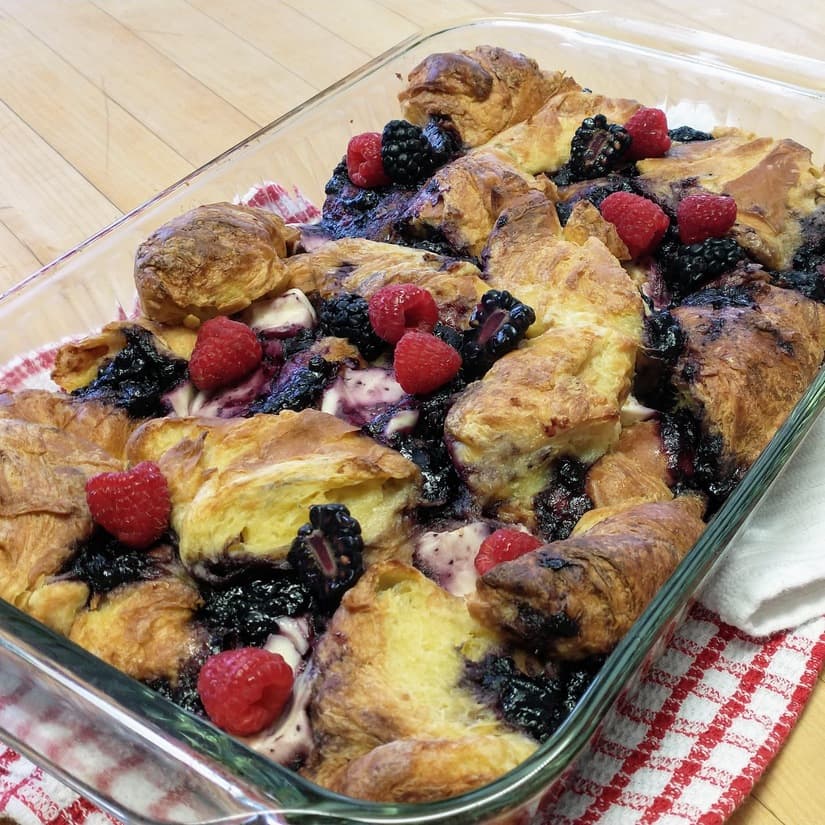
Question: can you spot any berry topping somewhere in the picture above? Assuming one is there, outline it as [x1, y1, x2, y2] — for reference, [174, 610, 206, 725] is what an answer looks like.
[676, 193, 738, 245]
[462, 290, 536, 377]
[566, 114, 632, 181]
[623, 107, 671, 160]
[85, 461, 171, 549]
[657, 237, 746, 297]
[197, 647, 294, 736]
[318, 292, 386, 360]
[393, 330, 462, 395]
[287, 504, 364, 616]
[248, 355, 338, 416]
[73, 326, 188, 419]
[188, 316, 263, 392]
[346, 132, 391, 189]
[668, 125, 714, 143]
[381, 119, 443, 186]
[367, 283, 439, 344]
[599, 191, 670, 258]
[474, 529, 543, 575]
[200, 573, 311, 648]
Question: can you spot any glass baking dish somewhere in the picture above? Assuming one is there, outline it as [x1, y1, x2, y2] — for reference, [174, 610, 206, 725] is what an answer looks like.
[2, 12, 825, 825]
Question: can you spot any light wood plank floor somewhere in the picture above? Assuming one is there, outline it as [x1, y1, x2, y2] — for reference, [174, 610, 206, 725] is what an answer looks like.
[0, 2, 823, 823]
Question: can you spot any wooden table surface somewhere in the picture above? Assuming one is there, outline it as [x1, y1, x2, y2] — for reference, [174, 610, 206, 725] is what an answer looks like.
[1, 2, 823, 823]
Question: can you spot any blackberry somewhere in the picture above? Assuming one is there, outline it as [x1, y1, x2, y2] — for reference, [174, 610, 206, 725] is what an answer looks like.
[533, 457, 593, 542]
[657, 237, 746, 299]
[247, 355, 337, 415]
[73, 326, 188, 418]
[61, 528, 163, 594]
[287, 504, 364, 616]
[199, 571, 311, 647]
[317, 293, 386, 360]
[668, 125, 714, 143]
[564, 114, 632, 182]
[381, 119, 443, 186]
[462, 290, 536, 378]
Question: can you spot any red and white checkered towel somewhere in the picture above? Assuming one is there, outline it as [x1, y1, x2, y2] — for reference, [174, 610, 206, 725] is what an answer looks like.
[2, 183, 824, 824]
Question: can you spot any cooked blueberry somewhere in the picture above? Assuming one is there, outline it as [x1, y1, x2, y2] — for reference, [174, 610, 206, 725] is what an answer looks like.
[73, 326, 187, 418]
[248, 355, 338, 415]
[668, 125, 714, 143]
[199, 573, 312, 647]
[534, 458, 593, 542]
[62, 528, 163, 593]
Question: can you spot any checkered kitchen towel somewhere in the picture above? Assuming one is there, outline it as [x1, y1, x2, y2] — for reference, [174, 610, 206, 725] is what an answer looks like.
[2, 182, 825, 824]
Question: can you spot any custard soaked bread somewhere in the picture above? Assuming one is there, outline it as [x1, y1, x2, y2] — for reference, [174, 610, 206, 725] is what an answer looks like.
[2, 42, 825, 806]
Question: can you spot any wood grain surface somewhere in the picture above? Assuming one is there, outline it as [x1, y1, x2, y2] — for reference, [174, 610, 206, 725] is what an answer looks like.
[0, 2, 823, 823]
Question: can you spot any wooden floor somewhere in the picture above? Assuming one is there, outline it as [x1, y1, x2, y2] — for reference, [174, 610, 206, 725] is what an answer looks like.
[1, 2, 824, 823]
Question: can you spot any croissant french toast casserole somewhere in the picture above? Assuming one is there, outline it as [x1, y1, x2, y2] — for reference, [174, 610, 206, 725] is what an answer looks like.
[3, 44, 825, 804]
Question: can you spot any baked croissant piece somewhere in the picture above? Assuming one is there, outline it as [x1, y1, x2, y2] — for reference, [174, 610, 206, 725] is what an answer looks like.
[135, 202, 299, 325]
[470, 495, 707, 660]
[399, 45, 566, 146]
[303, 561, 537, 800]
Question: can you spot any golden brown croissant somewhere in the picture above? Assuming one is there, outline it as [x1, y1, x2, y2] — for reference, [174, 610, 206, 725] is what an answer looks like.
[135, 202, 299, 325]
[399, 45, 566, 146]
[671, 281, 825, 472]
[126, 410, 422, 572]
[470, 495, 706, 660]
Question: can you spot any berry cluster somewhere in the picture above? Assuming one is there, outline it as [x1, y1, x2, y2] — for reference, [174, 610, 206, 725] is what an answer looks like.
[345, 119, 459, 189]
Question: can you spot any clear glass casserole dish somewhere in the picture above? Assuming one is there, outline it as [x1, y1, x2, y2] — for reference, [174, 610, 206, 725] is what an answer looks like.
[2, 12, 825, 825]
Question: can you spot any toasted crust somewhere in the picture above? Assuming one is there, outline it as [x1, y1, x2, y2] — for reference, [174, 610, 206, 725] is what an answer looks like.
[399, 46, 564, 146]
[0, 389, 137, 459]
[68, 576, 206, 683]
[400, 150, 550, 258]
[585, 420, 673, 509]
[134, 202, 300, 325]
[469, 495, 706, 659]
[445, 325, 639, 522]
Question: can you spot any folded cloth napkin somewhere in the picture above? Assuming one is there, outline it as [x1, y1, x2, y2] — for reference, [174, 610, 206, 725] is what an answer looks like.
[699, 411, 825, 637]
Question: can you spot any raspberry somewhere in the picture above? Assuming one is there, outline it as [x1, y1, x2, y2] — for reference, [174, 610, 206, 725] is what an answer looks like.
[623, 107, 672, 160]
[188, 316, 263, 392]
[599, 191, 670, 258]
[367, 284, 439, 344]
[676, 193, 738, 244]
[85, 461, 171, 549]
[346, 132, 391, 189]
[474, 528, 543, 575]
[197, 647, 294, 736]
[393, 330, 462, 395]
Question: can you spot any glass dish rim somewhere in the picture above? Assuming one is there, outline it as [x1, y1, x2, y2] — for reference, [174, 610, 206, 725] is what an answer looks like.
[2, 11, 825, 824]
